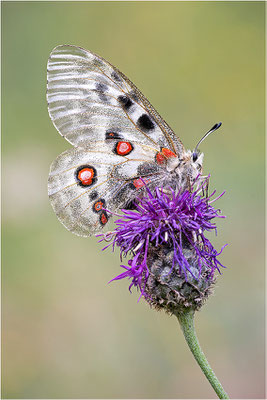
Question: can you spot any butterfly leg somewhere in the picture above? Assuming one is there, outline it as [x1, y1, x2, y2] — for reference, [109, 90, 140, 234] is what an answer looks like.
[161, 188, 173, 196]
[102, 231, 116, 242]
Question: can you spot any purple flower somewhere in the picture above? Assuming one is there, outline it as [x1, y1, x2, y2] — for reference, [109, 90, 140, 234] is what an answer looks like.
[100, 177, 227, 304]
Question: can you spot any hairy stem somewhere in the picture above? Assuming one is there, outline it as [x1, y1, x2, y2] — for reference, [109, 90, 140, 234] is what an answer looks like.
[176, 309, 229, 399]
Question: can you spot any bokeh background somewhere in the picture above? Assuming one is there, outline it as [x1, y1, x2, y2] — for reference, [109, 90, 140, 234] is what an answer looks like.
[2, 1, 265, 399]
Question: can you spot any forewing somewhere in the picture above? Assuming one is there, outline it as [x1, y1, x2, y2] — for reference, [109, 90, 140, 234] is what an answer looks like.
[47, 45, 184, 155]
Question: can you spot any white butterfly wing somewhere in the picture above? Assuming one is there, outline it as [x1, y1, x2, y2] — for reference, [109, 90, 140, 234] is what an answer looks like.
[48, 144, 163, 236]
[47, 45, 184, 236]
[47, 45, 184, 154]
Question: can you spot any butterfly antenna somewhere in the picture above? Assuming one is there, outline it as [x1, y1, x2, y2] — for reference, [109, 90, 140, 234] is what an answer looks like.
[192, 122, 222, 161]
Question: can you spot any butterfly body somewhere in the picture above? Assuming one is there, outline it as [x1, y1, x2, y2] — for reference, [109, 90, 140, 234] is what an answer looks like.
[47, 45, 204, 236]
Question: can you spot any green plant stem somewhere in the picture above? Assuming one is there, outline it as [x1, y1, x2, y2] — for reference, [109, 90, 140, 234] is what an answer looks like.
[176, 309, 229, 399]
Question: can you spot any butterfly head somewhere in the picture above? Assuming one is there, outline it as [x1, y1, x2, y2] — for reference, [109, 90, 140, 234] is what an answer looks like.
[176, 149, 204, 182]
[191, 149, 204, 171]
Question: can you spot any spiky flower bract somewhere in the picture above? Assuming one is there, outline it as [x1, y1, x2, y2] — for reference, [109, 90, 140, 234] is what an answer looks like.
[100, 177, 226, 313]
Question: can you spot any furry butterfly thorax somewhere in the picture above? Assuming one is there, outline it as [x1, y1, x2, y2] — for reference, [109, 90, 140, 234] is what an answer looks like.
[47, 45, 204, 236]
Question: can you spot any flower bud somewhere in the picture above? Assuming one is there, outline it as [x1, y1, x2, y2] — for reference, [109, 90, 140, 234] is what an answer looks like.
[144, 244, 215, 314]
[100, 177, 226, 313]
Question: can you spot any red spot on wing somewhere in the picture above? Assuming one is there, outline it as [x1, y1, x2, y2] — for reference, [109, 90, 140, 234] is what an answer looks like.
[133, 177, 151, 189]
[156, 148, 177, 165]
[156, 152, 165, 165]
[100, 211, 108, 225]
[161, 148, 176, 158]
[78, 168, 94, 186]
[116, 141, 133, 156]
[94, 201, 104, 212]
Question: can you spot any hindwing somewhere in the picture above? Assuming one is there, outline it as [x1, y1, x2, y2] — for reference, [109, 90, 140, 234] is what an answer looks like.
[48, 143, 165, 236]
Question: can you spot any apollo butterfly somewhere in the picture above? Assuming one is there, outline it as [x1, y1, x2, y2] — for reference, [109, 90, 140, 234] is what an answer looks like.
[47, 45, 221, 236]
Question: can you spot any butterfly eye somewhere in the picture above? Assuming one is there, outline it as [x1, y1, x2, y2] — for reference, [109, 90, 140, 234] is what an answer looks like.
[192, 152, 198, 162]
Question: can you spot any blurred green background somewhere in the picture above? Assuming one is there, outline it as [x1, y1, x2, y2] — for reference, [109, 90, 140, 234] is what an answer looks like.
[2, 1, 265, 399]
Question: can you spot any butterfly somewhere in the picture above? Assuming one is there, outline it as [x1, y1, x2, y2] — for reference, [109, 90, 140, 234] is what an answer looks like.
[47, 45, 220, 237]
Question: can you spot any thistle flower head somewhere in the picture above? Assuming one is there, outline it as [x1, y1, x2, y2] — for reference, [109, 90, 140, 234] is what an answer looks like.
[100, 177, 227, 313]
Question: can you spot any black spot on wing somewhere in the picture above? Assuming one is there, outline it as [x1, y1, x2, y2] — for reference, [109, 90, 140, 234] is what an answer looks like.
[111, 71, 122, 82]
[137, 114, 155, 132]
[96, 82, 107, 92]
[95, 82, 108, 102]
[118, 95, 133, 111]
[89, 191, 98, 200]
[105, 130, 123, 140]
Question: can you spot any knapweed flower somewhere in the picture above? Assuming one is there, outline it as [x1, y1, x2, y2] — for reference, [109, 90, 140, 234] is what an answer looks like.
[100, 177, 226, 314]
